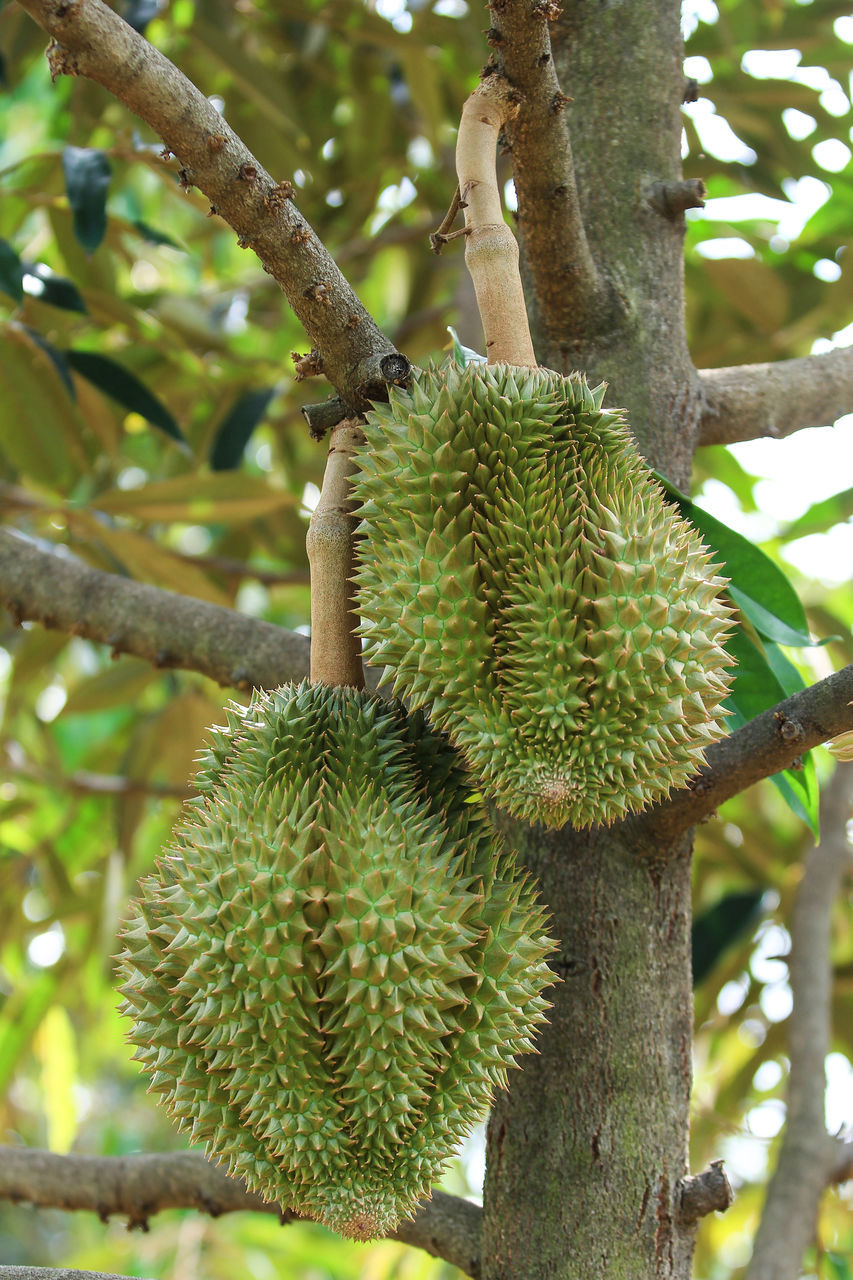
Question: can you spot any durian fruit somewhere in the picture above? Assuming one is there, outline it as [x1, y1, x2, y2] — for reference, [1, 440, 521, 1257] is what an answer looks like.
[118, 680, 554, 1241]
[354, 361, 734, 829]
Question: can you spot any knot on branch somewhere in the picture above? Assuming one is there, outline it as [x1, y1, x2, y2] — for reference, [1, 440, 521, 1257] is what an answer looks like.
[775, 710, 805, 744]
[46, 38, 79, 79]
[292, 348, 325, 381]
[648, 179, 706, 220]
[678, 1161, 734, 1223]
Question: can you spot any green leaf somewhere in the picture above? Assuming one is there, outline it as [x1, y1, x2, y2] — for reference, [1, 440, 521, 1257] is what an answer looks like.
[0, 239, 24, 302]
[64, 350, 185, 445]
[825, 1253, 853, 1280]
[692, 889, 765, 986]
[210, 387, 276, 470]
[678, 497, 813, 646]
[727, 583, 813, 648]
[93, 471, 295, 523]
[62, 146, 111, 254]
[724, 629, 819, 836]
[447, 325, 486, 368]
[22, 327, 75, 399]
[129, 218, 183, 249]
[22, 263, 87, 314]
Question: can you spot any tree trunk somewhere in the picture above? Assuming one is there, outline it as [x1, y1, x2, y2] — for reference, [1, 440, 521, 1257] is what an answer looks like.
[535, 0, 699, 481]
[482, 821, 698, 1279]
[484, 3, 705, 1276]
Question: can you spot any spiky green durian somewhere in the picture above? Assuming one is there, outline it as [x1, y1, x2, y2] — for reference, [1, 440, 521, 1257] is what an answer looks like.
[354, 362, 734, 829]
[117, 680, 554, 1241]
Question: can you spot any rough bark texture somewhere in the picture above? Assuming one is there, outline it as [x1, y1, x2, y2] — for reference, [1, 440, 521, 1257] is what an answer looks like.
[0, 1148, 482, 1277]
[545, 1, 697, 483]
[481, 5, 707, 1278]
[697, 347, 853, 446]
[482, 820, 699, 1280]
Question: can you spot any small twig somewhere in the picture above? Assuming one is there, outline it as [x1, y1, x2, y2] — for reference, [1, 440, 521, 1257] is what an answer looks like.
[301, 396, 351, 441]
[430, 186, 468, 254]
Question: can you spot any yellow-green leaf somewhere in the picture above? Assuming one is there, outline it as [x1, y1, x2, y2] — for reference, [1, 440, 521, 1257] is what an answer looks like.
[92, 472, 295, 524]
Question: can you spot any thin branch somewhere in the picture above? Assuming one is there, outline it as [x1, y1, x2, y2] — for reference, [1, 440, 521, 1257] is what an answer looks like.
[485, 1, 613, 346]
[457, 76, 536, 366]
[638, 663, 853, 840]
[305, 421, 366, 687]
[13, 0, 409, 411]
[0, 527, 309, 690]
[745, 768, 853, 1280]
[697, 347, 853, 447]
[0, 1147, 482, 1279]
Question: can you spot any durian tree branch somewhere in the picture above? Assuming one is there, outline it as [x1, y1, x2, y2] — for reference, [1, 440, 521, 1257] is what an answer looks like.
[457, 78, 537, 366]
[484, 2, 615, 350]
[745, 768, 853, 1280]
[0, 1148, 482, 1279]
[12, 0, 406, 412]
[0, 1268, 134, 1280]
[0, 527, 309, 690]
[697, 347, 853, 447]
[306, 421, 366, 688]
[639, 662, 853, 839]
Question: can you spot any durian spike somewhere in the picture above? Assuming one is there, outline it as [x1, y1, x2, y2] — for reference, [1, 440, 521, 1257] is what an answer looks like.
[457, 77, 537, 368]
[306, 420, 366, 688]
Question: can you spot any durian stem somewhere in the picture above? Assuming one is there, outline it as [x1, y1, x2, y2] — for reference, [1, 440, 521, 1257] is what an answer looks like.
[306, 421, 366, 689]
[457, 78, 537, 368]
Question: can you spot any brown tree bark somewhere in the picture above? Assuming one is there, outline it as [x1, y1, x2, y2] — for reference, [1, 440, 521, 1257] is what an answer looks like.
[479, 4, 714, 1277]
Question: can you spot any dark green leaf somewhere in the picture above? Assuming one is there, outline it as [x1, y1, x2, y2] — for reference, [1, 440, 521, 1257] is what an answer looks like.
[0, 48, 7, 90]
[22, 264, 87, 314]
[678, 497, 813, 646]
[210, 388, 276, 470]
[62, 146, 111, 254]
[727, 584, 814, 648]
[725, 629, 819, 835]
[123, 0, 161, 32]
[0, 239, 24, 303]
[65, 350, 185, 444]
[22, 327, 75, 400]
[130, 219, 183, 249]
[692, 889, 766, 986]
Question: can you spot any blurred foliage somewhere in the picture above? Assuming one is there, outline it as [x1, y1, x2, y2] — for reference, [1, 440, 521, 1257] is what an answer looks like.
[0, 0, 851, 1278]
